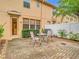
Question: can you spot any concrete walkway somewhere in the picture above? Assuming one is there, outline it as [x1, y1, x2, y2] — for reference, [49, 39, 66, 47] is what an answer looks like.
[5, 38, 79, 59]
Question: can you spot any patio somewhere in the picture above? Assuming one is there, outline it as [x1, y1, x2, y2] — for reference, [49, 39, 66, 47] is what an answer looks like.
[5, 37, 79, 59]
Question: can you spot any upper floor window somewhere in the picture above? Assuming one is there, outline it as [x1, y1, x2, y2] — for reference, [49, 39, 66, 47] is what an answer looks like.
[47, 21, 51, 24]
[24, 0, 30, 8]
[52, 9, 56, 16]
[36, 1, 40, 8]
[66, 17, 69, 20]
[70, 18, 73, 21]
[52, 21, 56, 24]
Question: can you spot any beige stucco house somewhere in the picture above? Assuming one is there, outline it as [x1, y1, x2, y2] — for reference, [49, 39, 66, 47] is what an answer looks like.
[0, 0, 55, 40]
[52, 15, 79, 24]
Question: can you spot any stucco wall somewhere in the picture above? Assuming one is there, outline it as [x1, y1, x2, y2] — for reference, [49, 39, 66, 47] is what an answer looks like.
[0, 11, 11, 40]
[0, 0, 54, 39]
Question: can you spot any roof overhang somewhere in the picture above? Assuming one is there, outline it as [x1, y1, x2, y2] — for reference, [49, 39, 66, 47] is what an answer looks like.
[35, 0, 56, 8]
[7, 10, 21, 16]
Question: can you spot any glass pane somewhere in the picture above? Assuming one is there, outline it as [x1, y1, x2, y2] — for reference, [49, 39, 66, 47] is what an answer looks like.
[23, 24, 29, 29]
[36, 20, 40, 25]
[24, 0, 30, 3]
[36, 1, 40, 7]
[24, 0, 30, 8]
[30, 19, 35, 25]
[36, 25, 40, 30]
[52, 21, 56, 24]
[23, 19, 29, 24]
[30, 25, 35, 29]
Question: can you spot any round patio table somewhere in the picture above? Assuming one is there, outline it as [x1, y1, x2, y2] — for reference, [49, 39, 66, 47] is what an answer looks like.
[37, 33, 47, 41]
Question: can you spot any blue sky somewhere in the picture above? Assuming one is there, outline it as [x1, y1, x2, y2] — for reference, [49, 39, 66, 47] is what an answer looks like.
[47, 0, 59, 6]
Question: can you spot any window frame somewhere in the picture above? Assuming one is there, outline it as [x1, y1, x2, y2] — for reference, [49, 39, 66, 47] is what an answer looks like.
[23, 18, 30, 29]
[30, 19, 35, 29]
[23, 0, 30, 8]
[23, 18, 40, 30]
[36, 1, 40, 8]
[35, 20, 40, 30]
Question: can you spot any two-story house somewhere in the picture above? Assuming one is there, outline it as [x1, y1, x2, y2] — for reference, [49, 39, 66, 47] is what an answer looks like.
[0, 0, 55, 40]
[53, 15, 79, 24]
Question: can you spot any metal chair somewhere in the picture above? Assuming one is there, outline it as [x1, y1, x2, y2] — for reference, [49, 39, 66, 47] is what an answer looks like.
[47, 30, 53, 42]
[30, 32, 41, 47]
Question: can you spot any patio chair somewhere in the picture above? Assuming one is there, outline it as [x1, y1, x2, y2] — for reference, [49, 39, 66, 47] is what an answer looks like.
[46, 30, 53, 42]
[30, 32, 41, 47]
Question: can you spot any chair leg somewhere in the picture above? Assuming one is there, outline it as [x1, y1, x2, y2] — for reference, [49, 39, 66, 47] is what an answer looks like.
[50, 36, 53, 41]
[39, 40, 41, 46]
[47, 36, 52, 42]
[35, 40, 41, 47]
[32, 40, 41, 47]
[32, 40, 35, 47]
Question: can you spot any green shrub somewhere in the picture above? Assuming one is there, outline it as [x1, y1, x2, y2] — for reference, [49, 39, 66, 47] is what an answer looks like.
[22, 29, 39, 38]
[0, 25, 4, 38]
[75, 33, 79, 41]
[67, 32, 77, 40]
[58, 30, 67, 38]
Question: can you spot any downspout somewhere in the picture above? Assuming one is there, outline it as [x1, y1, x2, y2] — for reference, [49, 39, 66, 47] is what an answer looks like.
[40, 0, 43, 33]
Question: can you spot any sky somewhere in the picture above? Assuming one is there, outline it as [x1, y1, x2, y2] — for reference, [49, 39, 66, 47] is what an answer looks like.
[47, 0, 59, 6]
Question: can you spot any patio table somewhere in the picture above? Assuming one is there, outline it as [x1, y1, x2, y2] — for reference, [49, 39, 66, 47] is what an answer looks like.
[37, 33, 47, 41]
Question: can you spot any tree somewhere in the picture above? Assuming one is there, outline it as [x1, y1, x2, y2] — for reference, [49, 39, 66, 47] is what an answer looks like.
[59, 0, 79, 14]
[54, 0, 79, 23]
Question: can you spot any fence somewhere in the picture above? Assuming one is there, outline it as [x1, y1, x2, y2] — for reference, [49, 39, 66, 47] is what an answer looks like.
[45, 23, 79, 36]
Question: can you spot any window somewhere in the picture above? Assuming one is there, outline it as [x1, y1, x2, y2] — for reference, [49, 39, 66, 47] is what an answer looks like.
[66, 17, 69, 20]
[52, 21, 56, 24]
[65, 21, 68, 23]
[36, 1, 40, 7]
[30, 19, 35, 29]
[23, 18, 29, 29]
[36, 20, 40, 30]
[47, 21, 51, 24]
[52, 9, 56, 16]
[70, 18, 73, 21]
[24, 0, 30, 8]
[23, 18, 40, 30]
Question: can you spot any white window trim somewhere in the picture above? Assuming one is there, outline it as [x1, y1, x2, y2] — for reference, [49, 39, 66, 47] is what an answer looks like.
[34, 20, 36, 30]
[24, 0, 30, 3]
[29, 19, 30, 30]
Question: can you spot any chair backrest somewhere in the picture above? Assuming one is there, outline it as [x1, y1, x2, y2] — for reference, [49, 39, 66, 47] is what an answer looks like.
[30, 32, 35, 40]
[47, 30, 52, 36]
